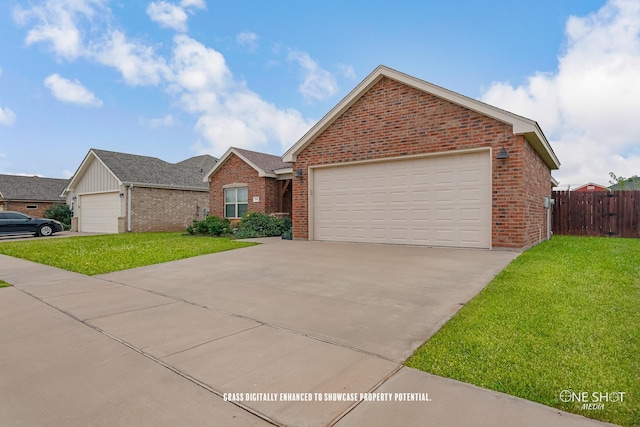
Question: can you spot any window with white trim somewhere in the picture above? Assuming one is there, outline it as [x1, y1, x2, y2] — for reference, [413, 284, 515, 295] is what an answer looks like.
[224, 187, 248, 218]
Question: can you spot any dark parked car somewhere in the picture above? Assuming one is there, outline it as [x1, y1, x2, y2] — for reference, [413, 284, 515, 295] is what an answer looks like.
[0, 211, 64, 237]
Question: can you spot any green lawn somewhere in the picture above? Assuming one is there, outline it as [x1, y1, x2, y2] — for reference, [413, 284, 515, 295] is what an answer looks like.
[406, 236, 639, 426]
[0, 232, 257, 276]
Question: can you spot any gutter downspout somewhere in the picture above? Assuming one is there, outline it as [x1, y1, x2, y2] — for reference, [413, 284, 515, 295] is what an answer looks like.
[127, 184, 133, 232]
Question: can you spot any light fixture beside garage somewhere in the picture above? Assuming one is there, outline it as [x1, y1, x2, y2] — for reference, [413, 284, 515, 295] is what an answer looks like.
[496, 147, 509, 160]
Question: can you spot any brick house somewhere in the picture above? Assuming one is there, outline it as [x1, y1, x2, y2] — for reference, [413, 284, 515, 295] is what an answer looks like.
[203, 147, 292, 221]
[64, 149, 216, 233]
[0, 174, 69, 217]
[572, 182, 610, 192]
[282, 65, 560, 250]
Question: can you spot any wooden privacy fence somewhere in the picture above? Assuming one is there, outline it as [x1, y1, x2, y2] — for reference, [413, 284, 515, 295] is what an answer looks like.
[552, 191, 640, 238]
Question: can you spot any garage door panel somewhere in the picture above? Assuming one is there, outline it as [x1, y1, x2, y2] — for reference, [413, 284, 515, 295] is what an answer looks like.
[79, 192, 120, 233]
[460, 188, 481, 202]
[460, 208, 481, 221]
[435, 171, 455, 185]
[313, 151, 490, 248]
[435, 189, 454, 202]
[435, 229, 455, 244]
[460, 230, 482, 245]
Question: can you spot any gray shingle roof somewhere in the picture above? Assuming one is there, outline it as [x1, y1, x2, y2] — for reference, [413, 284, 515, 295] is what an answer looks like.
[91, 149, 217, 190]
[233, 147, 290, 174]
[0, 174, 69, 201]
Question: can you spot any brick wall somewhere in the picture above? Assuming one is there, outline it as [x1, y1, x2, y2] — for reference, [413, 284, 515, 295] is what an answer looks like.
[129, 187, 209, 232]
[0, 200, 61, 218]
[292, 77, 551, 249]
[208, 153, 290, 217]
[522, 138, 553, 248]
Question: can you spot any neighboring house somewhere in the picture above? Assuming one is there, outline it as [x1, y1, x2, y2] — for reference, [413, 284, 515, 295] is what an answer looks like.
[0, 174, 69, 217]
[283, 65, 560, 250]
[64, 149, 217, 233]
[203, 147, 292, 220]
[609, 176, 640, 190]
[572, 182, 610, 192]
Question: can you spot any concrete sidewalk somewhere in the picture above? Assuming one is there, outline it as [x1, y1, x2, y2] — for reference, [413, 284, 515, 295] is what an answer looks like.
[0, 249, 617, 427]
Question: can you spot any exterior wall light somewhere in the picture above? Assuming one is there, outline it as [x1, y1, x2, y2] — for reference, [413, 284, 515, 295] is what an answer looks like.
[496, 147, 509, 159]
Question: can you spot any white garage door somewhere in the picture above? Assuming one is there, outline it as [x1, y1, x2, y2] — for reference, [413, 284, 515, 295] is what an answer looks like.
[312, 151, 491, 248]
[79, 192, 120, 233]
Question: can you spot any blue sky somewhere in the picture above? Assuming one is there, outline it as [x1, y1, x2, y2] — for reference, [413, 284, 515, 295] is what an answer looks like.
[1, 0, 639, 187]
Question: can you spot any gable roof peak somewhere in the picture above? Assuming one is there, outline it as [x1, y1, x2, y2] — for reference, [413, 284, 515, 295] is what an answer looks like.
[203, 147, 291, 180]
[67, 148, 213, 192]
[282, 65, 559, 170]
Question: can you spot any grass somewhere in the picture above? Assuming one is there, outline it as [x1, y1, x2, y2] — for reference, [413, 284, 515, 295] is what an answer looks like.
[405, 236, 640, 426]
[0, 232, 257, 276]
[0, 280, 10, 288]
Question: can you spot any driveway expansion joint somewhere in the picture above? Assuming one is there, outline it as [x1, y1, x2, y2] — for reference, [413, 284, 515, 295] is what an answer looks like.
[13, 286, 283, 427]
[159, 323, 264, 359]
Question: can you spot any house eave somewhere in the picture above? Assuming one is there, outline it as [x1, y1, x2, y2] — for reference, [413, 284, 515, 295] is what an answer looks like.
[121, 182, 209, 192]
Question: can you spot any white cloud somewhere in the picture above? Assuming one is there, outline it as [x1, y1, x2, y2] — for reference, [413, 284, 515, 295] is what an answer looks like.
[90, 30, 171, 86]
[13, 0, 107, 60]
[0, 106, 15, 126]
[15, 1, 315, 156]
[147, 1, 188, 32]
[288, 50, 338, 101]
[171, 34, 232, 93]
[481, 0, 640, 186]
[236, 31, 258, 52]
[170, 37, 314, 153]
[180, 0, 206, 9]
[337, 63, 356, 80]
[15, 1, 170, 86]
[44, 73, 103, 107]
[139, 114, 177, 128]
[192, 90, 314, 153]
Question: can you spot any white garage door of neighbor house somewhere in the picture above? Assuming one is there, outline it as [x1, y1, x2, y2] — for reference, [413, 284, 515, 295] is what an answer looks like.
[79, 192, 120, 233]
[312, 151, 491, 248]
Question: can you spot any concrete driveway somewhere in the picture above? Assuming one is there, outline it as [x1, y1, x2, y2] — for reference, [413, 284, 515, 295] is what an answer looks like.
[0, 240, 613, 427]
[96, 239, 515, 362]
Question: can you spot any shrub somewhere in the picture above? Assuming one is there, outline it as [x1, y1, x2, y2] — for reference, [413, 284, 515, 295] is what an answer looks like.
[282, 217, 292, 231]
[44, 204, 72, 230]
[204, 215, 230, 236]
[281, 217, 292, 240]
[235, 212, 285, 238]
[187, 215, 230, 236]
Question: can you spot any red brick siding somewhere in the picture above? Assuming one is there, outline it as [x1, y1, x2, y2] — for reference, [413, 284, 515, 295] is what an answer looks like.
[130, 187, 208, 232]
[264, 178, 280, 213]
[208, 154, 289, 218]
[522, 138, 552, 247]
[492, 135, 525, 248]
[1, 201, 61, 218]
[281, 182, 292, 215]
[292, 77, 551, 249]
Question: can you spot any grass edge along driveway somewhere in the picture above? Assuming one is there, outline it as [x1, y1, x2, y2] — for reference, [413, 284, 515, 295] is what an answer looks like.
[406, 236, 639, 427]
[0, 232, 257, 276]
